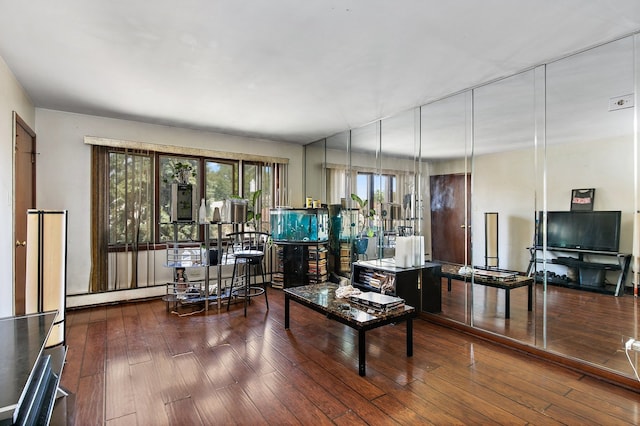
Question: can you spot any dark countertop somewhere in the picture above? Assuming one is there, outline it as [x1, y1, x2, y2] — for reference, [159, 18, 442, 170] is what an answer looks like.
[0, 311, 56, 422]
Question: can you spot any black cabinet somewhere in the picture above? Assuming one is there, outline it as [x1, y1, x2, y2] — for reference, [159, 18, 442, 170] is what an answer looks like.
[351, 259, 441, 312]
[274, 242, 329, 288]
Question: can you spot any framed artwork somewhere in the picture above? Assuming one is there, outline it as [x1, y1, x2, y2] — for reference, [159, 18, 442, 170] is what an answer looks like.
[570, 188, 595, 211]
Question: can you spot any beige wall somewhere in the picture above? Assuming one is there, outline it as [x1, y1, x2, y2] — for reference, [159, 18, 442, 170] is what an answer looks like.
[0, 56, 35, 317]
[34, 109, 305, 305]
[428, 136, 634, 274]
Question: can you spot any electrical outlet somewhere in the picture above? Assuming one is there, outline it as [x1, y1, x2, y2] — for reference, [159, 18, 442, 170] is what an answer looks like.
[609, 94, 634, 111]
[625, 338, 640, 352]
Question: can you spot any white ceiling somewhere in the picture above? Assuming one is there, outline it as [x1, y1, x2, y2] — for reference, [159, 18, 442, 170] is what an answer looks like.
[1, 1, 639, 144]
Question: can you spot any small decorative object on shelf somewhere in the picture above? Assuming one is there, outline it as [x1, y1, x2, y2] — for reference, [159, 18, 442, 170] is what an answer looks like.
[199, 198, 207, 224]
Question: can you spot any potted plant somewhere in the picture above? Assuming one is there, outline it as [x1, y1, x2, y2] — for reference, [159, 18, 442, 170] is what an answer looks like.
[163, 161, 194, 184]
[351, 193, 375, 254]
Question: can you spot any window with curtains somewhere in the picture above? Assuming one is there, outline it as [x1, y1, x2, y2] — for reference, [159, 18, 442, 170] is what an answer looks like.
[91, 144, 287, 292]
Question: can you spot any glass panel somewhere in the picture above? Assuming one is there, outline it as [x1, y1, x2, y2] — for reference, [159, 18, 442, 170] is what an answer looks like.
[158, 155, 199, 241]
[422, 91, 472, 325]
[107, 150, 155, 291]
[470, 70, 536, 343]
[543, 36, 635, 375]
[108, 151, 154, 245]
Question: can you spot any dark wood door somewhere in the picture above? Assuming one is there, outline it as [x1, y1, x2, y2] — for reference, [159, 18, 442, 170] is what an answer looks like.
[14, 114, 36, 316]
[430, 173, 471, 265]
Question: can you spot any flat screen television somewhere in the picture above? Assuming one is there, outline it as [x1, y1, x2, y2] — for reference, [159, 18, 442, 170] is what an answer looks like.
[536, 210, 621, 253]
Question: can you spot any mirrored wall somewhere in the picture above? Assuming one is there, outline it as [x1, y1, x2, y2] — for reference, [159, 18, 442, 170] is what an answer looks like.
[304, 32, 640, 383]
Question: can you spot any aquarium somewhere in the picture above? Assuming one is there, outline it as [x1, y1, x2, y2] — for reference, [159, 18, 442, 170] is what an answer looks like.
[270, 207, 329, 242]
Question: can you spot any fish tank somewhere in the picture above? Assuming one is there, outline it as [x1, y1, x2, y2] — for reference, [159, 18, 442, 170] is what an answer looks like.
[270, 207, 329, 242]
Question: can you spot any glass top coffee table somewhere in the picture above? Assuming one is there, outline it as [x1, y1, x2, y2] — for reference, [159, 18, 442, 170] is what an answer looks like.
[284, 283, 416, 376]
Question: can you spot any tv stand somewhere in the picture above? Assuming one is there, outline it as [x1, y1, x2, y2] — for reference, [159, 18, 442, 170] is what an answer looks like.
[527, 246, 631, 296]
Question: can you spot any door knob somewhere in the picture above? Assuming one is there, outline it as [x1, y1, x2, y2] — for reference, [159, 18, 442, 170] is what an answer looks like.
[15, 240, 26, 246]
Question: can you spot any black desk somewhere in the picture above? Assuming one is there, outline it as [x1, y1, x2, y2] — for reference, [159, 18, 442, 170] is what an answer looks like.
[0, 312, 65, 425]
[284, 283, 415, 376]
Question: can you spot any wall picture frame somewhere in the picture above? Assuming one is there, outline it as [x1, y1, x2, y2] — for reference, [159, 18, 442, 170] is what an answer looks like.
[570, 188, 595, 211]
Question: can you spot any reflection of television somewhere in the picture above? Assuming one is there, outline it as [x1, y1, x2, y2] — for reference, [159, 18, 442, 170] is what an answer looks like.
[536, 210, 621, 253]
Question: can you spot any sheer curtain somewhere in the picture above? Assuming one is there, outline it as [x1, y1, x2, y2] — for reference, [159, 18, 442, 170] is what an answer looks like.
[326, 167, 346, 205]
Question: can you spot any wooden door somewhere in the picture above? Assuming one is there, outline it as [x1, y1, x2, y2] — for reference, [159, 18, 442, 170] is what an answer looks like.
[430, 173, 471, 265]
[14, 114, 36, 315]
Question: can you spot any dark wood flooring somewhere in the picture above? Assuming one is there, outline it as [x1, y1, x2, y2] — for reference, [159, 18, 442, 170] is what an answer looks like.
[60, 286, 640, 425]
[441, 277, 640, 375]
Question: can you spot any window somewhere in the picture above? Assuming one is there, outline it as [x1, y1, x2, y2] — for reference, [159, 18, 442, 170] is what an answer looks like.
[108, 151, 154, 245]
[205, 160, 238, 239]
[91, 141, 288, 292]
[106, 151, 285, 245]
[158, 155, 200, 242]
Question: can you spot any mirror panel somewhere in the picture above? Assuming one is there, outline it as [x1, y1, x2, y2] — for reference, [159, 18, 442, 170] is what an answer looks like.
[350, 122, 381, 260]
[325, 131, 352, 277]
[421, 91, 472, 325]
[543, 36, 636, 375]
[380, 109, 421, 258]
[304, 139, 326, 205]
[303, 33, 640, 381]
[470, 70, 536, 342]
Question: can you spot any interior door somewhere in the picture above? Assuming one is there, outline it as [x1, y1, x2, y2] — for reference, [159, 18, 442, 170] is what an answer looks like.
[14, 114, 36, 315]
[430, 173, 471, 264]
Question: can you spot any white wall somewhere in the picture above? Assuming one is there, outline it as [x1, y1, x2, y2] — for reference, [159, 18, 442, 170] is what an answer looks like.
[34, 109, 304, 305]
[0, 56, 35, 317]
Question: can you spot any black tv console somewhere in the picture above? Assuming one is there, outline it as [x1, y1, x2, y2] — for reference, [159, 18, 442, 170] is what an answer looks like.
[526, 246, 631, 296]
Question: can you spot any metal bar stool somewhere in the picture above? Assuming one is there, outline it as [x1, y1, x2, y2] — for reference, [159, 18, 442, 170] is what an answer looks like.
[226, 231, 269, 316]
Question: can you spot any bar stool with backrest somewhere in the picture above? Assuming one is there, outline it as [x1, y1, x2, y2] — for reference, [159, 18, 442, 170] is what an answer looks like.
[226, 231, 269, 316]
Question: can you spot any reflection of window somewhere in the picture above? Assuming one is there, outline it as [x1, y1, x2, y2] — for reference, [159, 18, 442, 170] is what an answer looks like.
[108, 151, 154, 245]
[355, 172, 396, 208]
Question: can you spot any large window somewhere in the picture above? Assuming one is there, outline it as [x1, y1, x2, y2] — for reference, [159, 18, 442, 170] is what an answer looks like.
[91, 141, 288, 293]
[106, 149, 281, 246]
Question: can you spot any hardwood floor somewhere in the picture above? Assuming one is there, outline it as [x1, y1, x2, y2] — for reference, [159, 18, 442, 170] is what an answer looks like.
[61, 287, 640, 425]
[440, 277, 640, 376]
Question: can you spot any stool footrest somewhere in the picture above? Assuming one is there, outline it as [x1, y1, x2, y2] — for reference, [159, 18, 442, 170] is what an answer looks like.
[233, 287, 266, 298]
